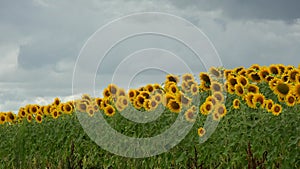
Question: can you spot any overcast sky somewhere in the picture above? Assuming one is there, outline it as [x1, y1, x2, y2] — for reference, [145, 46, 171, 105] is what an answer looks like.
[1, 0, 300, 112]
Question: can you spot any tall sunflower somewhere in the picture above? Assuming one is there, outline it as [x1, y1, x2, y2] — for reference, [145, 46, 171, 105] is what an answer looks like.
[197, 127, 206, 137]
[35, 114, 43, 123]
[285, 93, 296, 107]
[247, 84, 259, 93]
[253, 93, 265, 108]
[166, 74, 180, 84]
[237, 76, 248, 87]
[234, 84, 245, 96]
[271, 104, 282, 116]
[182, 73, 194, 82]
[104, 105, 116, 117]
[274, 80, 291, 97]
[232, 99, 240, 109]
[167, 100, 182, 113]
[211, 81, 222, 92]
[209, 67, 221, 78]
[199, 72, 211, 90]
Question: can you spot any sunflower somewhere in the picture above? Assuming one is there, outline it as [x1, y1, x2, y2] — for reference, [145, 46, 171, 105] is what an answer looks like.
[211, 81, 222, 92]
[249, 72, 261, 82]
[140, 91, 151, 99]
[0, 113, 6, 124]
[185, 109, 196, 122]
[136, 95, 146, 106]
[200, 101, 213, 115]
[168, 83, 179, 95]
[237, 76, 248, 87]
[224, 70, 233, 79]
[213, 92, 224, 103]
[29, 104, 39, 114]
[253, 93, 265, 108]
[104, 105, 116, 117]
[27, 114, 33, 123]
[153, 83, 162, 90]
[269, 78, 279, 90]
[233, 99, 240, 109]
[281, 74, 289, 82]
[244, 93, 255, 109]
[147, 99, 158, 111]
[166, 74, 180, 84]
[81, 94, 92, 102]
[117, 96, 129, 109]
[63, 102, 74, 114]
[53, 97, 61, 107]
[35, 114, 43, 123]
[250, 64, 261, 71]
[293, 83, 300, 98]
[167, 100, 182, 113]
[145, 84, 154, 93]
[117, 88, 126, 97]
[42, 105, 51, 116]
[95, 98, 103, 108]
[107, 84, 118, 96]
[181, 81, 190, 93]
[57, 103, 64, 113]
[215, 104, 227, 117]
[247, 84, 259, 93]
[288, 69, 299, 82]
[199, 72, 211, 90]
[5, 112, 16, 123]
[212, 111, 220, 121]
[164, 93, 175, 105]
[258, 67, 270, 80]
[206, 96, 217, 106]
[269, 64, 280, 75]
[133, 99, 142, 109]
[285, 93, 296, 107]
[175, 92, 191, 107]
[153, 93, 162, 104]
[182, 73, 194, 82]
[103, 88, 111, 98]
[228, 76, 238, 88]
[264, 99, 274, 112]
[197, 127, 206, 137]
[51, 110, 59, 119]
[277, 64, 286, 74]
[265, 75, 274, 82]
[271, 104, 282, 116]
[128, 89, 137, 100]
[86, 105, 95, 117]
[76, 101, 88, 113]
[234, 84, 245, 96]
[209, 67, 221, 78]
[274, 80, 291, 97]
[190, 84, 199, 95]
[18, 108, 27, 118]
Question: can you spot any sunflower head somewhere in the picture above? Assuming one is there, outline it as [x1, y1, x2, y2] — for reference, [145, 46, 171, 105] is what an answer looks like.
[209, 67, 221, 78]
[213, 92, 224, 103]
[104, 105, 116, 117]
[166, 74, 180, 84]
[197, 127, 206, 137]
[145, 84, 154, 93]
[272, 104, 282, 116]
[274, 80, 291, 97]
[35, 114, 43, 123]
[288, 69, 299, 82]
[234, 84, 245, 96]
[182, 73, 195, 82]
[264, 99, 274, 112]
[253, 93, 265, 108]
[285, 94, 296, 107]
[167, 100, 182, 113]
[232, 99, 240, 109]
[211, 82, 222, 92]
[269, 64, 280, 75]
[215, 104, 227, 118]
[185, 109, 196, 122]
[237, 76, 248, 86]
[247, 84, 259, 93]
[199, 72, 211, 90]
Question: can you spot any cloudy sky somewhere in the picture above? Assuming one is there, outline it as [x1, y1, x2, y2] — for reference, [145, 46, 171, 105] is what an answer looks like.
[1, 0, 300, 112]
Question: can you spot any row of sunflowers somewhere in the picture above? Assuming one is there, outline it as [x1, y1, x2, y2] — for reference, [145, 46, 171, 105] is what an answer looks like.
[1, 64, 300, 136]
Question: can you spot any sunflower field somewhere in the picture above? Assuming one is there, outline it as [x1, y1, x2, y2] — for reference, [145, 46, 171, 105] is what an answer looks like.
[0, 64, 299, 168]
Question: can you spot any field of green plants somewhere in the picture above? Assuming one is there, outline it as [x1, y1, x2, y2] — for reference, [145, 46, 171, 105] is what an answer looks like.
[0, 64, 299, 168]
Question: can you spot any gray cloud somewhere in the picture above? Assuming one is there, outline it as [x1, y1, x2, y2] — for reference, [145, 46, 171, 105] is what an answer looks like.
[168, 0, 300, 22]
[1, 0, 300, 112]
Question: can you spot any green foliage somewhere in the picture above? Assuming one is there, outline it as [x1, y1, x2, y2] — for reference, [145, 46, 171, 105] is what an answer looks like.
[0, 101, 299, 168]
